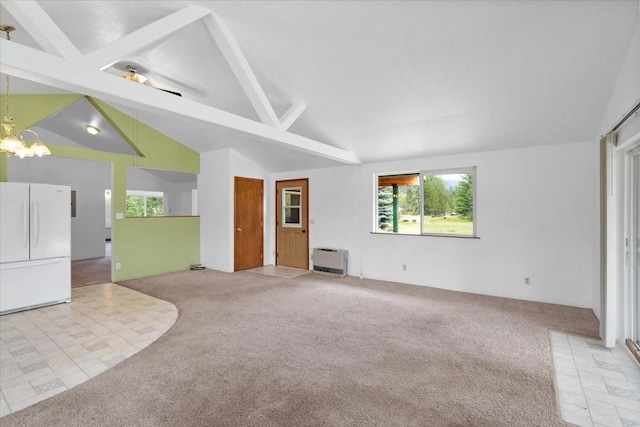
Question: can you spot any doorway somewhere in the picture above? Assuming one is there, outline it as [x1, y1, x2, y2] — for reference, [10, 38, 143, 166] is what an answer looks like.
[621, 141, 640, 359]
[631, 151, 640, 347]
[276, 178, 309, 270]
[234, 177, 264, 271]
[69, 186, 113, 288]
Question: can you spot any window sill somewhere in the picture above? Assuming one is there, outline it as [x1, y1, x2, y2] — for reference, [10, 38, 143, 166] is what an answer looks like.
[370, 232, 480, 239]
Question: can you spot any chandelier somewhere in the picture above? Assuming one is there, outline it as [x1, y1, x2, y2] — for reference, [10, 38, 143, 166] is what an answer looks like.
[0, 25, 50, 158]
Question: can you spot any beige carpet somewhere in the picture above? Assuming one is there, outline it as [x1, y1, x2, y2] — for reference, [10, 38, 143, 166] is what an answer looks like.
[71, 243, 111, 288]
[3, 269, 599, 426]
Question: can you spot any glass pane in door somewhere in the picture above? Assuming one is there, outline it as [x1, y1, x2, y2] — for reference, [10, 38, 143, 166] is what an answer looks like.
[283, 188, 302, 227]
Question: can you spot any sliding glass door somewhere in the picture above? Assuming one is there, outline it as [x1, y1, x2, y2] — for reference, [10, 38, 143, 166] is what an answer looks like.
[635, 153, 640, 346]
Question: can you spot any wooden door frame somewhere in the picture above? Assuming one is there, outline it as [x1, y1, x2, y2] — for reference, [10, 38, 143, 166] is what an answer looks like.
[234, 176, 264, 272]
[275, 178, 309, 270]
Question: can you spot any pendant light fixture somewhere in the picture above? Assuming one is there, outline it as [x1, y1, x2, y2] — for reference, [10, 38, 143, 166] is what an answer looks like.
[0, 25, 51, 158]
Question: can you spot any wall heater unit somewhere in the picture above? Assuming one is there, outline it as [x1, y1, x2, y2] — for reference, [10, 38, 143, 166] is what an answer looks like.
[313, 248, 348, 277]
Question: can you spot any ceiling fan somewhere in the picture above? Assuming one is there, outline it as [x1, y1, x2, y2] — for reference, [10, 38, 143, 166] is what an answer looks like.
[122, 65, 182, 97]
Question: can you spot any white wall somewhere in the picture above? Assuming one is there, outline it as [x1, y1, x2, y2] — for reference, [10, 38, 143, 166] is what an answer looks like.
[269, 165, 362, 274]
[8, 156, 111, 260]
[170, 182, 197, 216]
[198, 136, 598, 310]
[199, 148, 272, 272]
[273, 141, 598, 308]
[199, 149, 232, 271]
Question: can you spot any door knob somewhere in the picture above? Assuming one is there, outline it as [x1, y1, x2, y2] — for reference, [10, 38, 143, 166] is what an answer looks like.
[236, 228, 242, 231]
[302, 229, 306, 233]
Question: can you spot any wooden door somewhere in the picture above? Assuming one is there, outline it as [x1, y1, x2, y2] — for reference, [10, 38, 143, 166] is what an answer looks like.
[234, 177, 263, 271]
[276, 179, 309, 270]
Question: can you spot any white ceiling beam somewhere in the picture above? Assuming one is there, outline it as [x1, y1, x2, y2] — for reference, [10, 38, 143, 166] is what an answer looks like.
[203, 13, 281, 128]
[80, 6, 212, 70]
[2, 0, 81, 60]
[0, 40, 359, 165]
[279, 102, 307, 131]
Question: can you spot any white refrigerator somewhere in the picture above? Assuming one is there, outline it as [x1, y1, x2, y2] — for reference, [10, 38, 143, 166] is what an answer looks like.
[0, 182, 71, 314]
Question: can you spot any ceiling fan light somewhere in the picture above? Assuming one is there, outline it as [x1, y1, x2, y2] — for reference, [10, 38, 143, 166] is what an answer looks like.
[122, 71, 148, 83]
[132, 73, 147, 84]
[124, 65, 148, 84]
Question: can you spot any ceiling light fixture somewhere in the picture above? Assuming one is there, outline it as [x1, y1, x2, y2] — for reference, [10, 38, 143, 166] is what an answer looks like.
[86, 125, 100, 135]
[0, 25, 51, 158]
[123, 65, 148, 84]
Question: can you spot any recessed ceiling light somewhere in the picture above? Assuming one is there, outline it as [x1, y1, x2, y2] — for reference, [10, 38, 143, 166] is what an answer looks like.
[86, 125, 100, 135]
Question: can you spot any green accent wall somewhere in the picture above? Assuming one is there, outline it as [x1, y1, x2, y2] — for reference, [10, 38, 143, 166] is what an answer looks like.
[116, 217, 200, 281]
[0, 94, 83, 133]
[1, 94, 200, 281]
[0, 94, 82, 181]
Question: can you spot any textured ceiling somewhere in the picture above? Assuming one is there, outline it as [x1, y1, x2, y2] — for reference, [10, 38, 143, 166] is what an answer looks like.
[1, 1, 638, 171]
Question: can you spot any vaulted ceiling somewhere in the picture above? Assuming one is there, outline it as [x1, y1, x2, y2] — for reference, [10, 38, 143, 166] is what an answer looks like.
[1, 1, 638, 172]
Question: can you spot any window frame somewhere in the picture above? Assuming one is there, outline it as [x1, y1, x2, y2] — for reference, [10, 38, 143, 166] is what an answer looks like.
[282, 186, 303, 228]
[374, 166, 477, 238]
[126, 190, 165, 218]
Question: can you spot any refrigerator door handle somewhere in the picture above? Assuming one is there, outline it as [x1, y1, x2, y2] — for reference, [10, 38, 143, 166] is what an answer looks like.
[22, 199, 28, 249]
[33, 200, 39, 248]
[0, 258, 63, 269]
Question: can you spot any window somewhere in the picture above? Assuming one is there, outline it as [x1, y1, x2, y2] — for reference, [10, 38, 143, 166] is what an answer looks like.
[377, 174, 420, 234]
[376, 167, 476, 237]
[282, 187, 302, 227]
[126, 167, 198, 217]
[126, 191, 164, 217]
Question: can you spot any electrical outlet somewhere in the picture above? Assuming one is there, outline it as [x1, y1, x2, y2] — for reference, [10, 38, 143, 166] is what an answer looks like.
[116, 213, 124, 220]
[116, 263, 121, 270]
[402, 264, 407, 271]
[524, 277, 530, 285]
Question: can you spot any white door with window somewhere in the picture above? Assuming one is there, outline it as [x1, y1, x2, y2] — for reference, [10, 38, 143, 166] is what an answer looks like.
[276, 179, 309, 270]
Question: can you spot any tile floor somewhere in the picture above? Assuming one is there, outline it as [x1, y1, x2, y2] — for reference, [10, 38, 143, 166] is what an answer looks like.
[0, 283, 177, 417]
[550, 331, 640, 427]
[248, 264, 310, 278]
